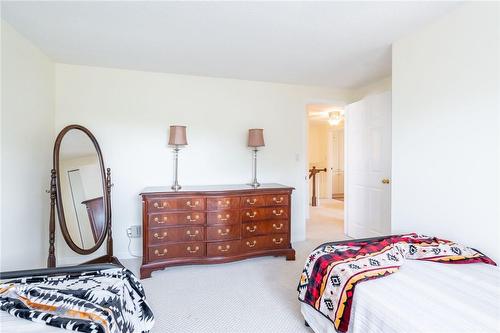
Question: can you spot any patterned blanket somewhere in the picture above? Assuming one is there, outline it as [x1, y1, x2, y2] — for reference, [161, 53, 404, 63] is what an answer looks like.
[298, 234, 496, 333]
[0, 267, 154, 333]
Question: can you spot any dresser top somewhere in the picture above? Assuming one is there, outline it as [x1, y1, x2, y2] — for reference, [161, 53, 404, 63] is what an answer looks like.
[140, 183, 294, 195]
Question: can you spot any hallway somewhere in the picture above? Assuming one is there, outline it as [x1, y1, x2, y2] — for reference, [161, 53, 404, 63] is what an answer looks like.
[307, 199, 347, 242]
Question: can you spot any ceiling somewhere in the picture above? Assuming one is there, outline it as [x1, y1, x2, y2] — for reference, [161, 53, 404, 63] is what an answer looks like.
[307, 104, 344, 126]
[1, 1, 459, 89]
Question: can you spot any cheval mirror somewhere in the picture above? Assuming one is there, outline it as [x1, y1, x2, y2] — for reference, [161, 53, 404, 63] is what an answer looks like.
[47, 124, 120, 267]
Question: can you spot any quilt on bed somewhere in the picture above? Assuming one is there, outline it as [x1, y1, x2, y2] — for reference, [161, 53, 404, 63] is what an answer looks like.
[0, 267, 154, 333]
[297, 233, 496, 333]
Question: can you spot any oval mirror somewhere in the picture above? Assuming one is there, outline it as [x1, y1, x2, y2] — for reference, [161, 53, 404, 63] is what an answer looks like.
[55, 125, 108, 254]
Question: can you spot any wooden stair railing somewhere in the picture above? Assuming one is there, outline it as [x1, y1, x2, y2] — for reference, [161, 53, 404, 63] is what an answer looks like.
[309, 166, 327, 207]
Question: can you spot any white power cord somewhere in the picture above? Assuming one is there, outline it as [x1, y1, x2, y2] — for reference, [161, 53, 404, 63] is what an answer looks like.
[127, 233, 142, 258]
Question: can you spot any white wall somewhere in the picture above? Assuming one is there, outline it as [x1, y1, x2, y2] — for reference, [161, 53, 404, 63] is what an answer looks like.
[55, 64, 352, 258]
[1, 21, 55, 271]
[308, 122, 329, 199]
[392, 2, 499, 262]
[351, 76, 392, 101]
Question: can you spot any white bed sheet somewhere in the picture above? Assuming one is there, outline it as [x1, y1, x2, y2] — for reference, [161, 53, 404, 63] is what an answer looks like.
[301, 260, 500, 333]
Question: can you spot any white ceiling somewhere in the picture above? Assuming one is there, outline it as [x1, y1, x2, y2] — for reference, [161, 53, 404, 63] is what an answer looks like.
[1, 1, 459, 89]
[307, 103, 344, 125]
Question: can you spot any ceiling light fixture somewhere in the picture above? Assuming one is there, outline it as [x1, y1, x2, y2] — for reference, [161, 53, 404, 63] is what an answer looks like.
[328, 111, 342, 126]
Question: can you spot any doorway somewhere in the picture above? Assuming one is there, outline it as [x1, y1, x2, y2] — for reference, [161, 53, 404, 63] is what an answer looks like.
[306, 104, 346, 240]
[305, 91, 392, 242]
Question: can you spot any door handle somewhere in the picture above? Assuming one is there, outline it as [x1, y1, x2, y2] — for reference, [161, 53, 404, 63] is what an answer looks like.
[382, 178, 390, 184]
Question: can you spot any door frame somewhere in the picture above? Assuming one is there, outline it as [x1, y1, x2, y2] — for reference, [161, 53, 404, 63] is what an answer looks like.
[303, 99, 347, 221]
[343, 107, 350, 235]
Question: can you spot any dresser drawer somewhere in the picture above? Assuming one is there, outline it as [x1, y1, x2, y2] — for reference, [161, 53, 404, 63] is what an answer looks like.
[240, 195, 267, 208]
[207, 197, 240, 211]
[267, 234, 289, 249]
[242, 220, 289, 238]
[146, 197, 205, 212]
[206, 225, 240, 241]
[242, 234, 289, 253]
[241, 208, 267, 222]
[149, 242, 205, 261]
[146, 198, 176, 212]
[241, 207, 289, 222]
[147, 226, 204, 244]
[265, 194, 289, 206]
[207, 210, 239, 225]
[241, 235, 268, 252]
[148, 212, 205, 227]
[177, 197, 205, 211]
[207, 240, 241, 257]
[267, 207, 289, 219]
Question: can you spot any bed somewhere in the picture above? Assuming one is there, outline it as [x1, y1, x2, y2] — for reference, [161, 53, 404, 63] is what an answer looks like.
[0, 263, 154, 333]
[299, 234, 499, 333]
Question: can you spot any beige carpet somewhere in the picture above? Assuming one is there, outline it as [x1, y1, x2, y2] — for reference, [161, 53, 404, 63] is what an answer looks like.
[122, 199, 347, 333]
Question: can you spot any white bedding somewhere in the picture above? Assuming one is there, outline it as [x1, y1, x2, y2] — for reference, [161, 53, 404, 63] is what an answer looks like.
[0, 311, 63, 332]
[302, 260, 500, 333]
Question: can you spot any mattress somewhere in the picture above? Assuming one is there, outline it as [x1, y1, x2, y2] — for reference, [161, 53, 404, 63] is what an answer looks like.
[301, 260, 500, 333]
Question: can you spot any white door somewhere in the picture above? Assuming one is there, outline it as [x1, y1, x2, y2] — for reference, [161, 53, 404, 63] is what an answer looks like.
[345, 91, 391, 238]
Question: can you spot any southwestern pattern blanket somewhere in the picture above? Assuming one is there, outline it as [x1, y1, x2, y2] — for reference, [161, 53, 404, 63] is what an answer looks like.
[297, 234, 496, 333]
[0, 266, 154, 333]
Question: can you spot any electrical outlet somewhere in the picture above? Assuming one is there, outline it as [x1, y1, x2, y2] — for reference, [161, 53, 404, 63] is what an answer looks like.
[127, 225, 142, 238]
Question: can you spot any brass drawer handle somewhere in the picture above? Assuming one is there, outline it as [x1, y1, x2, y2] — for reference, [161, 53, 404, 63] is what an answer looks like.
[273, 237, 284, 245]
[153, 231, 167, 239]
[154, 249, 168, 256]
[217, 214, 231, 221]
[218, 245, 231, 252]
[246, 225, 257, 233]
[154, 216, 168, 224]
[246, 198, 257, 205]
[218, 228, 230, 236]
[153, 202, 167, 209]
[186, 230, 199, 237]
[246, 240, 257, 248]
[272, 197, 284, 203]
[186, 214, 200, 222]
[186, 200, 200, 208]
[187, 246, 200, 253]
[272, 209, 284, 216]
[218, 200, 231, 208]
[272, 223, 283, 230]
[246, 211, 257, 218]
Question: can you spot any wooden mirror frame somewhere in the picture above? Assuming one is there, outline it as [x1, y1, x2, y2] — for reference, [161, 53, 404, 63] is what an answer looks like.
[47, 124, 119, 267]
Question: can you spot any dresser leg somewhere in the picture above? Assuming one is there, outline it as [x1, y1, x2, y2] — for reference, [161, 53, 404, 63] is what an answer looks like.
[140, 267, 153, 279]
[286, 249, 296, 261]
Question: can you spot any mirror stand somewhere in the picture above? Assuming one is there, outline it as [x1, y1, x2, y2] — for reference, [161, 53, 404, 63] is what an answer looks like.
[47, 169, 56, 267]
[47, 124, 122, 268]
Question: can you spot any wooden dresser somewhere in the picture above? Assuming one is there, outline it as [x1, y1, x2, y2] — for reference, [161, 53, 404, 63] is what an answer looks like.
[140, 184, 295, 279]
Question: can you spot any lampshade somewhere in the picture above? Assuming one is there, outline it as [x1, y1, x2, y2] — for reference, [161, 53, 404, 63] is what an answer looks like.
[168, 125, 188, 146]
[248, 128, 265, 147]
